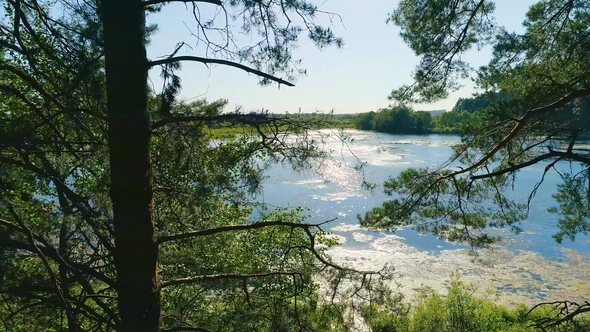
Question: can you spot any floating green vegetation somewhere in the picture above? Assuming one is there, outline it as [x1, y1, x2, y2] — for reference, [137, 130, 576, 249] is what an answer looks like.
[327, 237, 590, 309]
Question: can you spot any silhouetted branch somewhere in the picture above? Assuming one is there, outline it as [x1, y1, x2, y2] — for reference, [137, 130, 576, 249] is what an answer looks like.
[161, 327, 213, 332]
[470, 150, 590, 181]
[0, 218, 116, 288]
[527, 300, 590, 330]
[144, 0, 221, 6]
[160, 271, 303, 289]
[148, 56, 294, 87]
[152, 112, 275, 130]
[443, 88, 590, 179]
[470, 152, 561, 181]
[3, 204, 78, 329]
[0, 156, 114, 248]
[157, 219, 335, 245]
[301, 226, 388, 276]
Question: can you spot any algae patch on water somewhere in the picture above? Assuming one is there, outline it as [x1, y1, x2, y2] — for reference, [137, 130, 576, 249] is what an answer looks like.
[326, 235, 590, 308]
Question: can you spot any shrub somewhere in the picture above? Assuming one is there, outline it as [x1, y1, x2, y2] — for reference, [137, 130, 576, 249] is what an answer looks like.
[363, 278, 590, 332]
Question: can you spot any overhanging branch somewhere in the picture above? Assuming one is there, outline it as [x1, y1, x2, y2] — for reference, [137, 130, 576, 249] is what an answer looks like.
[444, 88, 590, 179]
[300, 227, 385, 276]
[152, 112, 277, 130]
[144, 0, 221, 7]
[3, 205, 77, 327]
[161, 327, 213, 332]
[528, 300, 590, 329]
[157, 219, 334, 245]
[0, 218, 116, 288]
[470, 152, 561, 181]
[160, 271, 303, 289]
[148, 56, 295, 87]
[470, 150, 590, 181]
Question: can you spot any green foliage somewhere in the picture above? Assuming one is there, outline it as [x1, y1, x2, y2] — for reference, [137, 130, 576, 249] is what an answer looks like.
[454, 96, 492, 114]
[452, 93, 512, 114]
[0, 0, 362, 331]
[354, 107, 434, 134]
[363, 0, 590, 247]
[388, 0, 496, 103]
[363, 279, 590, 332]
[205, 113, 355, 139]
[355, 111, 376, 130]
[362, 1, 590, 326]
[433, 109, 475, 134]
[361, 289, 411, 332]
[548, 169, 590, 243]
[360, 166, 526, 246]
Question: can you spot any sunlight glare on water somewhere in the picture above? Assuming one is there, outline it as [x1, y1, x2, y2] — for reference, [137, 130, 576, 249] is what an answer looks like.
[259, 129, 590, 259]
[255, 129, 590, 305]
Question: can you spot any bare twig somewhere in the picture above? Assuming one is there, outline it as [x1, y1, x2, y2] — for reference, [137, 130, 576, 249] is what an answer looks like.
[527, 300, 590, 330]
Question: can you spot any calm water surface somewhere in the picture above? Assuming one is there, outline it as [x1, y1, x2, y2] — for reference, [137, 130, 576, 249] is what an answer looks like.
[257, 130, 589, 260]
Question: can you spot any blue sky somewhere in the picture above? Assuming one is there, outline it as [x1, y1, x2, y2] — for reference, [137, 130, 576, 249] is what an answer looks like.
[146, 0, 536, 114]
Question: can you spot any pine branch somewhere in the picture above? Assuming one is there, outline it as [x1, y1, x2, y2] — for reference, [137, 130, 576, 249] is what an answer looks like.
[528, 300, 590, 329]
[4, 204, 78, 329]
[151, 112, 276, 130]
[300, 227, 386, 276]
[160, 271, 303, 288]
[0, 218, 116, 288]
[144, 0, 221, 6]
[161, 327, 213, 332]
[444, 88, 590, 179]
[148, 56, 294, 87]
[157, 219, 334, 245]
[470, 150, 590, 181]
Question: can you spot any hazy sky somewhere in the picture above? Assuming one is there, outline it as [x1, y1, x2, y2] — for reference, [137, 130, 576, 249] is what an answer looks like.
[146, 0, 536, 114]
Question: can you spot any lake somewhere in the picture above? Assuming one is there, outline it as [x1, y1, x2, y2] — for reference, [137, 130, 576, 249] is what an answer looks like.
[257, 129, 590, 306]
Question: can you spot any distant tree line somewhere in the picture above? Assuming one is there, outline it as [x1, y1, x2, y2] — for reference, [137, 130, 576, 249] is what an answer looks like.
[353, 105, 470, 135]
[434, 93, 517, 133]
[354, 107, 434, 134]
[355, 92, 590, 136]
[448, 92, 590, 137]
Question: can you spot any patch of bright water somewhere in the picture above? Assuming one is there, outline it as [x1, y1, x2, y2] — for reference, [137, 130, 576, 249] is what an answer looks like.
[259, 130, 590, 259]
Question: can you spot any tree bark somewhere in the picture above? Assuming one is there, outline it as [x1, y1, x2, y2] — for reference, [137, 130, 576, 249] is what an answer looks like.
[101, 1, 160, 331]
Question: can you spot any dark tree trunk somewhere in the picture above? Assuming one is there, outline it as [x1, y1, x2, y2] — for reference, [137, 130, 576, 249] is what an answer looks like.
[101, 1, 160, 331]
